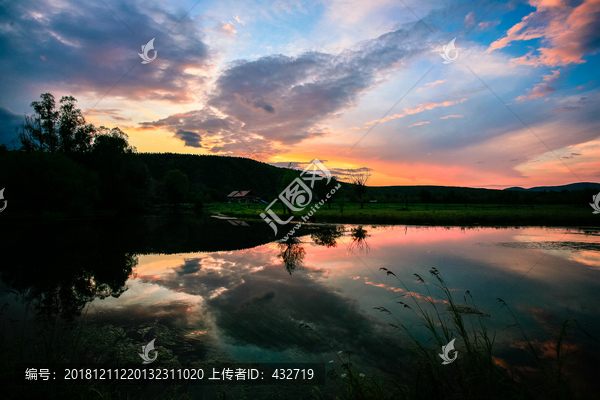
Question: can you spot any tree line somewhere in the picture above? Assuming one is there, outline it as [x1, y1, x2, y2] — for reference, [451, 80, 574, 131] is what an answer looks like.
[0, 93, 596, 217]
[0, 93, 150, 215]
[0, 93, 323, 216]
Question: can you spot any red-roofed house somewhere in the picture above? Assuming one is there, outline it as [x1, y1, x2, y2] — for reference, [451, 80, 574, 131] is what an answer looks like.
[227, 190, 258, 203]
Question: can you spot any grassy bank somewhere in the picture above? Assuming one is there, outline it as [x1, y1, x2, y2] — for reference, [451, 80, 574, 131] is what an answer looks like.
[207, 202, 596, 227]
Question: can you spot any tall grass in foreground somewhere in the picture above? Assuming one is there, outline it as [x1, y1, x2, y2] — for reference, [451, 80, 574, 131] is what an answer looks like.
[303, 268, 591, 400]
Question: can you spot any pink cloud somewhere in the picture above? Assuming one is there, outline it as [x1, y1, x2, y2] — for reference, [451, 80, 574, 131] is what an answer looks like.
[515, 69, 560, 102]
[219, 22, 237, 36]
[366, 98, 467, 125]
[464, 11, 476, 27]
[364, 279, 403, 292]
[487, 0, 600, 67]
[408, 121, 429, 127]
[439, 114, 463, 119]
[528, 0, 565, 10]
[486, 14, 545, 53]
[417, 79, 447, 92]
[478, 20, 500, 30]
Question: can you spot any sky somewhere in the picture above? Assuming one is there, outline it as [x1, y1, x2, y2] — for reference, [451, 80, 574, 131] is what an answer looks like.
[1, 0, 599, 188]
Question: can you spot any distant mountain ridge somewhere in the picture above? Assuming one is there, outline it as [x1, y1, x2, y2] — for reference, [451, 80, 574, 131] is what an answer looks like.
[137, 153, 599, 195]
[133, 153, 597, 205]
[504, 182, 600, 192]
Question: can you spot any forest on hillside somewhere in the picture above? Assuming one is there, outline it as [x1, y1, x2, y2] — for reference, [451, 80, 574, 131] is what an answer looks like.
[0, 93, 597, 217]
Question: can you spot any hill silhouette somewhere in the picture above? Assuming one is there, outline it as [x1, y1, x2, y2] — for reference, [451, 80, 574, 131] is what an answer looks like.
[504, 182, 600, 192]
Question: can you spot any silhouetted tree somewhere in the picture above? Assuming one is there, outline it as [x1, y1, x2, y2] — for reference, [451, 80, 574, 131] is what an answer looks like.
[58, 95, 94, 154]
[349, 170, 371, 209]
[89, 127, 148, 213]
[92, 126, 136, 156]
[18, 93, 59, 152]
[18, 93, 96, 155]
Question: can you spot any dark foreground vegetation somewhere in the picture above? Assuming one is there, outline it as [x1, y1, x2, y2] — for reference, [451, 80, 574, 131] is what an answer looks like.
[1, 93, 598, 223]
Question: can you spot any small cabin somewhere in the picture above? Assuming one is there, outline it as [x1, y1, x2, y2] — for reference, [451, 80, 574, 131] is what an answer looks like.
[227, 190, 259, 203]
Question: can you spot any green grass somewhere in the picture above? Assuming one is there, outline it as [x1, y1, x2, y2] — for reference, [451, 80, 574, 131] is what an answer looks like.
[206, 202, 595, 226]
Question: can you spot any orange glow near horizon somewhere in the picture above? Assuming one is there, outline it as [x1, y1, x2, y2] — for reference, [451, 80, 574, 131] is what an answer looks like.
[80, 85, 600, 189]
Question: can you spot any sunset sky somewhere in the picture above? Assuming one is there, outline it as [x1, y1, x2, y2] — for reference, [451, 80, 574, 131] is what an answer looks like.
[1, 0, 599, 187]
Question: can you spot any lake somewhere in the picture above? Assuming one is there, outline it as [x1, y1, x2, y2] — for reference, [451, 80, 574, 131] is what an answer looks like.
[1, 216, 599, 397]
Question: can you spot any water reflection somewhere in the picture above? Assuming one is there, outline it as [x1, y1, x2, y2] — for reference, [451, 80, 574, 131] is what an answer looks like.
[277, 237, 306, 274]
[1, 222, 599, 392]
[0, 215, 281, 317]
[310, 225, 345, 248]
[349, 226, 370, 253]
[0, 220, 136, 317]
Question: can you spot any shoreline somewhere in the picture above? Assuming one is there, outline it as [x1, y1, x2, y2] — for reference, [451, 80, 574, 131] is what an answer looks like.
[0, 203, 597, 228]
[207, 203, 598, 228]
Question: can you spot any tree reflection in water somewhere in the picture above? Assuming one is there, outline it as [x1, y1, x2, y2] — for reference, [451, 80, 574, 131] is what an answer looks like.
[0, 216, 281, 317]
[277, 236, 306, 274]
[0, 220, 136, 318]
[310, 225, 345, 248]
[349, 226, 370, 253]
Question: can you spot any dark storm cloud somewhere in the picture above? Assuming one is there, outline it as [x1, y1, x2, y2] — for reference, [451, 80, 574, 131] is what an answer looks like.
[141, 22, 432, 150]
[140, 108, 275, 155]
[0, 0, 211, 111]
[174, 129, 202, 148]
[234, 94, 276, 113]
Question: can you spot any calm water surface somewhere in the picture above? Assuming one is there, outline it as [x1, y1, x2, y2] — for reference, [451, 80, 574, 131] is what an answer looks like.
[1, 218, 599, 391]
